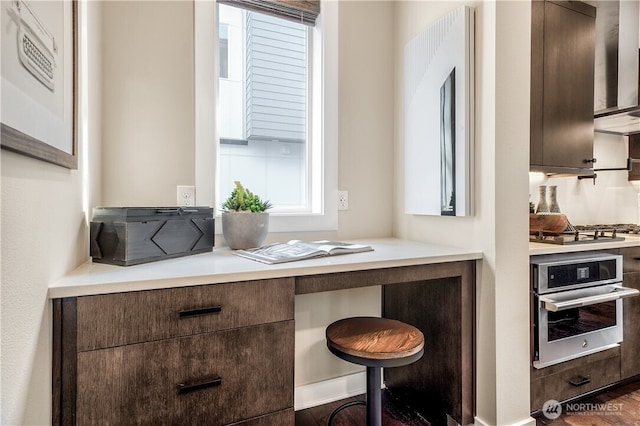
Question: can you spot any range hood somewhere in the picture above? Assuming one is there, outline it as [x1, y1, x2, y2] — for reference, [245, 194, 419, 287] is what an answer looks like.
[595, 105, 640, 135]
[592, 0, 640, 135]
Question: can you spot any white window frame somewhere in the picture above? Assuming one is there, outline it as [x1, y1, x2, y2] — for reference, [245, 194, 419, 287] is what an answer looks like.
[195, 1, 338, 233]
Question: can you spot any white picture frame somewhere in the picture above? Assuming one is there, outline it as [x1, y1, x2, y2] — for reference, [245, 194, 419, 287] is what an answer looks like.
[1, 0, 77, 169]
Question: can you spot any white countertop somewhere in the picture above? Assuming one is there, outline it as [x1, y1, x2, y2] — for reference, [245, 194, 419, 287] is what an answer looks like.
[529, 234, 640, 256]
[49, 238, 483, 298]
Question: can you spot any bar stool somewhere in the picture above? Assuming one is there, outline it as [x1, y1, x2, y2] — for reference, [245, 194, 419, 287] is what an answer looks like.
[325, 316, 425, 426]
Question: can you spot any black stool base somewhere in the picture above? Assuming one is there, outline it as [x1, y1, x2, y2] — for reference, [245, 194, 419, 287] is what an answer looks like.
[327, 400, 365, 425]
[325, 317, 425, 426]
[366, 366, 381, 426]
[326, 366, 382, 426]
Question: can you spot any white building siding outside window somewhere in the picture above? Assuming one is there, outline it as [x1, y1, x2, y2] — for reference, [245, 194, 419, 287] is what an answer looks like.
[194, 1, 338, 232]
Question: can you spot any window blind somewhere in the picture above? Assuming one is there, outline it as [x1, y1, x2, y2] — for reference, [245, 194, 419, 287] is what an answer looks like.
[217, 0, 320, 26]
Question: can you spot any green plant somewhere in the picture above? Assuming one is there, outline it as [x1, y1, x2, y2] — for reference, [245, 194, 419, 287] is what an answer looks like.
[221, 181, 272, 213]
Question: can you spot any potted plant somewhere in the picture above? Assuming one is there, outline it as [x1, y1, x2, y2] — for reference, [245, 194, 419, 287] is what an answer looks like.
[221, 181, 272, 249]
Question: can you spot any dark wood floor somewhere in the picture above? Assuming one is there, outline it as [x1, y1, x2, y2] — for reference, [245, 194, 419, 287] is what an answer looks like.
[296, 381, 640, 426]
[295, 389, 431, 426]
[533, 380, 640, 426]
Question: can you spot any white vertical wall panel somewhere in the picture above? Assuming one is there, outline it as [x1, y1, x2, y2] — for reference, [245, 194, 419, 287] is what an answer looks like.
[404, 6, 474, 216]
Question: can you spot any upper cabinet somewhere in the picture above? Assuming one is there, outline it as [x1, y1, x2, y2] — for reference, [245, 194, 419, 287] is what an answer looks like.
[530, 0, 596, 175]
[628, 133, 640, 180]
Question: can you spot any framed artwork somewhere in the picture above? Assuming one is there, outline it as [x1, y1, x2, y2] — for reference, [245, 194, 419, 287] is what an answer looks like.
[1, 0, 77, 169]
[404, 6, 474, 216]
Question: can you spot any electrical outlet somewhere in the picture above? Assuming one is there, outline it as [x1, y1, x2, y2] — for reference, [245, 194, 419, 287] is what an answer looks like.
[338, 190, 348, 211]
[177, 185, 196, 207]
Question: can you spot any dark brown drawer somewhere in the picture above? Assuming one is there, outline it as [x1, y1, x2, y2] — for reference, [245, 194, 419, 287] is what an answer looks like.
[76, 278, 294, 350]
[76, 321, 294, 425]
[530, 348, 620, 411]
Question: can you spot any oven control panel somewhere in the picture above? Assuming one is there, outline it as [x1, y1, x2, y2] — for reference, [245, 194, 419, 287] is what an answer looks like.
[532, 253, 622, 294]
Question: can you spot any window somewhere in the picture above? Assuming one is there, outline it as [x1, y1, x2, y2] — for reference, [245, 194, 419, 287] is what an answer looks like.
[218, 4, 308, 210]
[194, 1, 338, 232]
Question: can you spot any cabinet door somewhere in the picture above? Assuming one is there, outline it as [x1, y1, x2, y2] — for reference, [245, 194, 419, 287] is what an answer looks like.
[531, 1, 596, 172]
[620, 247, 640, 378]
[76, 321, 294, 425]
[620, 272, 640, 379]
[628, 134, 640, 181]
[622, 272, 640, 379]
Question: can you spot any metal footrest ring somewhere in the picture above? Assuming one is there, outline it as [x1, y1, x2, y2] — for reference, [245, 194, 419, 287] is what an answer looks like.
[327, 400, 366, 425]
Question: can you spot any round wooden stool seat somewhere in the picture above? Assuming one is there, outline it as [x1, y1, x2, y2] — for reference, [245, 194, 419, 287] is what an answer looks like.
[326, 316, 425, 368]
[325, 317, 424, 426]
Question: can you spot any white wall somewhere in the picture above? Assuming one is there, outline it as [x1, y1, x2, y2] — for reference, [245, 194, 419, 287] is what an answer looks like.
[530, 133, 640, 224]
[394, 2, 533, 425]
[101, 1, 194, 207]
[335, 1, 394, 241]
[0, 2, 102, 423]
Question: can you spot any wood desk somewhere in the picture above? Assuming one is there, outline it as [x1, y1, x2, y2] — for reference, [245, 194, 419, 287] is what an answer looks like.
[50, 238, 480, 426]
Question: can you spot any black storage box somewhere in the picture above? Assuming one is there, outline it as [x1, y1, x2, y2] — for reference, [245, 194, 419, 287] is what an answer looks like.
[90, 207, 214, 266]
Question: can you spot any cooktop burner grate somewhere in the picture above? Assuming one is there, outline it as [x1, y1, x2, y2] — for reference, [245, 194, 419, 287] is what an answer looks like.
[530, 222, 633, 245]
[574, 224, 640, 234]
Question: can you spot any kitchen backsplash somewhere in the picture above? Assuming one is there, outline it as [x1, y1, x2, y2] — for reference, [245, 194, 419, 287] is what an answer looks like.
[530, 132, 640, 225]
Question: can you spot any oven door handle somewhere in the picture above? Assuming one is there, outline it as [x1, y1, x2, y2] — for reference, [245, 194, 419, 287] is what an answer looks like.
[540, 285, 640, 312]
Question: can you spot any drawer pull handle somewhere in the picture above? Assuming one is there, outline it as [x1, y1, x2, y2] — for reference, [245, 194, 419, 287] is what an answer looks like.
[178, 305, 222, 318]
[569, 376, 591, 387]
[177, 377, 222, 394]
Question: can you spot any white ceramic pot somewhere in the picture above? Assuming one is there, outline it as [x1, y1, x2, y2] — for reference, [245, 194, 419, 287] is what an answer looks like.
[221, 211, 269, 250]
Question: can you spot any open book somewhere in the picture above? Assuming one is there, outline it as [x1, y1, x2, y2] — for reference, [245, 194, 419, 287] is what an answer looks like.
[233, 240, 374, 264]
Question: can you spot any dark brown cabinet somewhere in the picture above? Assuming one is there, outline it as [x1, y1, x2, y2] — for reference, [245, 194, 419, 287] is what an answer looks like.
[530, 347, 621, 412]
[530, 0, 596, 174]
[620, 247, 640, 379]
[628, 134, 640, 181]
[51, 256, 478, 426]
[53, 278, 295, 426]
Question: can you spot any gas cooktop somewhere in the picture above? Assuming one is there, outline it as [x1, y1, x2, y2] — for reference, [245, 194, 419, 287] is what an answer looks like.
[574, 224, 640, 234]
[529, 223, 638, 245]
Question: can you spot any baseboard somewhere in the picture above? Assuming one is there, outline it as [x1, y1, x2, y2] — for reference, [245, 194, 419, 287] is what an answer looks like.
[294, 371, 367, 411]
[474, 415, 536, 426]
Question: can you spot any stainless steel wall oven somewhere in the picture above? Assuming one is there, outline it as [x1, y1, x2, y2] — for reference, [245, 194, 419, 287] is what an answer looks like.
[531, 253, 639, 369]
